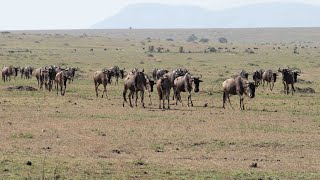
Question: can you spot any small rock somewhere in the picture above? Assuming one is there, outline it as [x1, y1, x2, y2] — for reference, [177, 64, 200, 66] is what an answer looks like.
[250, 162, 257, 168]
[203, 103, 208, 107]
[26, 161, 32, 166]
[41, 129, 46, 132]
[112, 149, 121, 154]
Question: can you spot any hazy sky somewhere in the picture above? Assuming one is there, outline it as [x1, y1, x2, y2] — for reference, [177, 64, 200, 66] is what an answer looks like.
[1, 0, 319, 30]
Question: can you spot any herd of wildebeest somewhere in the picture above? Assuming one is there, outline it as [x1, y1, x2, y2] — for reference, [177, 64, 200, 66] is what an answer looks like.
[1, 64, 301, 110]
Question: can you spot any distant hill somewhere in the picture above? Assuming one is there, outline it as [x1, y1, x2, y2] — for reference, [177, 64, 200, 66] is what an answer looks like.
[92, 3, 320, 29]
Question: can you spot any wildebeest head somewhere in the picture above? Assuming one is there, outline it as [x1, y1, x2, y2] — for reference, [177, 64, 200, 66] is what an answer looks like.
[246, 82, 256, 98]
[119, 68, 125, 79]
[102, 69, 113, 83]
[272, 73, 278, 82]
[148, 79, 155, 92]
[192, 76, 203, 93]
[293, 71, 300, 83]
[13, 67, 19, 76]
[240, 70, 249, 79]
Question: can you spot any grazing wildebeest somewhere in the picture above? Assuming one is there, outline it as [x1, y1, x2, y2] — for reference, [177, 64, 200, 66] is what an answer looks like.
[222, 76, 256, 110]
[253, 69, 264, 87]
[2, 66, 13, 82]
[278, 68, 300, 95]
[55, 70, 70, 96]
[123, 69, 149, 108]
[262, 70, 278, 91]
[109, 66, 125, 85]
[240, 70, 249, 80]
[174, 73, 203, 107]
[156, 75, 171, 109]
[93, 69, 113, 98]
[66, 67, 77, 84]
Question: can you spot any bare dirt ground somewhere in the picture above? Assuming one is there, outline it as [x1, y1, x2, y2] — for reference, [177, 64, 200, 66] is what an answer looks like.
[0, 28, 320, 179]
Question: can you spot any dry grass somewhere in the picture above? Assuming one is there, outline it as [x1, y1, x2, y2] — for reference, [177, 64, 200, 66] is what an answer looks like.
[0, 29, 320, 179]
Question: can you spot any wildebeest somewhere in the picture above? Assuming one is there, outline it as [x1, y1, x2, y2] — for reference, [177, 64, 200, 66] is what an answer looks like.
[109, 66, 125, 85]
[262, 70, 278, 91]
[164, 68, 188, 100]
[156, 74, 171, 109]
[12, 67, 19, 79]
[222, 76, 256, 110]
[20, 67, 25, 79]
[35, 67, 50, 90]
[24, 66, 33, 79]
[55, 70, 70, 96]
[66, 67, 78, 84]
[253, 69, 264, 87]
[153, 69, 169, 80]
[48, 66, 57, 91]
[240, 70, 249, 80]
[278, 68, 301, 95]
[2, 66, 13, 82]
[152, 68, 158, 80]
[123, 69, 150, 108]
[174, 73, 203, 107]
[35, 68, 42, 89]
[93, 69, 113, 98]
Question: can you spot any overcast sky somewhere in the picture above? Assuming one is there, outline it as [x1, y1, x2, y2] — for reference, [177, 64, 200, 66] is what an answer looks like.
[1, 0, 319, 30]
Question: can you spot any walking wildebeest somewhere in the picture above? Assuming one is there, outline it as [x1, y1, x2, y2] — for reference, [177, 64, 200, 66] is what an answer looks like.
[278, 68, 300, 95]
[222, 76, 256, 110]
[12, 67, 19, 80]
[55, 70, 70, 96]
[48, 66, 57, 91]
[35, 67, 50, 90]
[253, 69, 264, 87]
[164, 68, 187, 100]
[152, 68, 158, 80]
[2, 66, 13, 82]
[123, 69, 150, 108]
[174, 73, 203, 107]
[262, 70, 278, 91]
[240, 70, 249, 80]
[93, 69, 113, 98]
[109, 66, 125, 85]
[66, 67, 78, 84]
[24, 66, 33, 79]
[156, 75, 171, 109]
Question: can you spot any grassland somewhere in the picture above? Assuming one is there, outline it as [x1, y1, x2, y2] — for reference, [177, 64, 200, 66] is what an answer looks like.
[0, 28, 320, 179]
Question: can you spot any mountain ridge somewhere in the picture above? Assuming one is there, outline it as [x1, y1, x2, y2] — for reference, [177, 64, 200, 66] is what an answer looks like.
[92, 3, 320, 29]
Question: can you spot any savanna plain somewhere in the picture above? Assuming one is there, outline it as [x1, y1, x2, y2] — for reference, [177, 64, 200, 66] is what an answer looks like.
[0, 28, 320, 179]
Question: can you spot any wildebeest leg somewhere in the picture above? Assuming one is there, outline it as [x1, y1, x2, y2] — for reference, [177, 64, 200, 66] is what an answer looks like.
[122, 86, 128, 107]
[239, 95, 244, 110]
[262, 80, 265, 88]
[141, 91, 145, 108]
[116, 76, 118, 85]
[128, 91, 134, 108]
[271, 82, 274, 91]
[60, 82, 64, 96]
[102, 83, 107, 98]
[95, 82, 100, 98]
[135, 91, 138, 107]
[291, 84, 295, 95]
[167, 92, 170, 109]
[286, 84, 289, 95]
[56, 82, 59, 96]
[188, 91, 193, 107]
